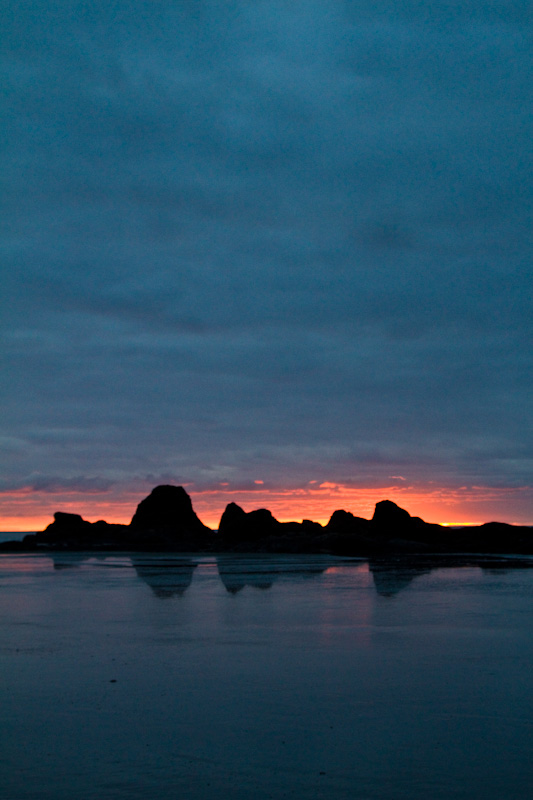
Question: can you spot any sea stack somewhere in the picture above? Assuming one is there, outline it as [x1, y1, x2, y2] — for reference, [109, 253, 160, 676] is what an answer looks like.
[130, 485, 211, 534]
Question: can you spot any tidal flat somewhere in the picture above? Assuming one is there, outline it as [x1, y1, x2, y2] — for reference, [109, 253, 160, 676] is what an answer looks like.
[1, 554, 532, 800]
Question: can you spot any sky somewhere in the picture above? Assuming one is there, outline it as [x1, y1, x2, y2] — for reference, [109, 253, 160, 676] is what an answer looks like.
[2, 0, 532, 529]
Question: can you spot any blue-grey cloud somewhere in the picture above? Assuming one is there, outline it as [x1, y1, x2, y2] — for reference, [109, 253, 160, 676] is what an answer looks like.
[2, 1, 532, 505]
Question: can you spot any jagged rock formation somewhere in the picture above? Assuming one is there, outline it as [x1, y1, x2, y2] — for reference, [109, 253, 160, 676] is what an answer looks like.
[219, 503, 281, 542]
[30, 513, 129, 548]
[219, 502, 328, 552]
[44, 512, 91, 541]
[1, 484, 531, 555]
[326, 509, 369, 534]
[26, 485, 213, 550]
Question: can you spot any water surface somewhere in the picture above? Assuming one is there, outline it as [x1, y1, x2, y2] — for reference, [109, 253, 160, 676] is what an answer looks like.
[1, 554, 532, 799]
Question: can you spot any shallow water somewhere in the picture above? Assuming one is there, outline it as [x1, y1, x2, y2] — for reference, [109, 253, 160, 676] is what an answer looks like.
[1, 553, 532, 800]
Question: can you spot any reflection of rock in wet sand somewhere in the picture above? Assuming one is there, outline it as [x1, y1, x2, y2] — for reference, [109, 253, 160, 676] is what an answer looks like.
[216, 559, 273, 594]
[216, 556, 328, 594]
[51, 553, 91, 570]
[482, 567, 509, 576]
[45, 552, 533, 598]
[131, 557, 197, 597]
[369, 555, 533, 596]
[368, 559, 433, 597]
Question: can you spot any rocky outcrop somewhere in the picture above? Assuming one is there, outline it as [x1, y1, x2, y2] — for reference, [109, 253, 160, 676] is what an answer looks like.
[326, 509, 369, 534]
[127, 484, 213, 548]
[1, 485, 531, 555]
[218, 504, 330, 551]
[24, 485, 213, 550]
[130, 485, 211, 535]
[219, 503, 282, 544]
[372, 500, 412, 528]
[439, 521, 533, 554]
[33, 513, 129, 547]
[43, 512, 92, 540]
[218, 502, 247, 534]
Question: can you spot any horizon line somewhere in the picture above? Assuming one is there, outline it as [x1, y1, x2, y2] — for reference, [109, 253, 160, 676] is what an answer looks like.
[1, 481, 532, 531]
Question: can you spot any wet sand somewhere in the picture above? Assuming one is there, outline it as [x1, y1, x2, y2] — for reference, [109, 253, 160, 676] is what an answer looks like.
[1, 554, 532, 799]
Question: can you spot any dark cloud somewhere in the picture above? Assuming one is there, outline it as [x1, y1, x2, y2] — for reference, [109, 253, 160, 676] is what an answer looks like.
[0, 474, 114, 494]
[2, 1, 532, 511]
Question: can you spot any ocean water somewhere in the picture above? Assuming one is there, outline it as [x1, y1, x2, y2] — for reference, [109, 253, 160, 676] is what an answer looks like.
[1, 553, 532, 800]
[0, 532, 27, 543]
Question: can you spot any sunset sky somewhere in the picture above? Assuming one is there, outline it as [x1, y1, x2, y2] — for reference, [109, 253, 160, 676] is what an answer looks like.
[2, 1, 532, 530]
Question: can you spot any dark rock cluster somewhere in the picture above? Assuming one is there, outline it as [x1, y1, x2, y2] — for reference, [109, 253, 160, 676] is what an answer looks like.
[2, 484, 532, 555]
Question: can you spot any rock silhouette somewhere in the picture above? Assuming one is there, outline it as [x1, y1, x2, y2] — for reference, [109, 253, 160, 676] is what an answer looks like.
[1, 483, 531, 556]
[326, 510, 369, 534]
[219, 503, 281, 542]
[130, 485, 211, 536]
[32, 513, 129, 548]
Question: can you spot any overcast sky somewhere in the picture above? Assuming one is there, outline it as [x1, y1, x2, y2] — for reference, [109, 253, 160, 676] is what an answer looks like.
[2, 1, 532, 525]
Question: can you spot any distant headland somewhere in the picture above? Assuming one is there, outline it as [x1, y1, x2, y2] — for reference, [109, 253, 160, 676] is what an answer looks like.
[1, 484, 531, 556]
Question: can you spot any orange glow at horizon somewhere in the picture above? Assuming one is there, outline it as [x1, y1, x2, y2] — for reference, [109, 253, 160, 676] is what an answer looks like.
[0, 481, 532, 531]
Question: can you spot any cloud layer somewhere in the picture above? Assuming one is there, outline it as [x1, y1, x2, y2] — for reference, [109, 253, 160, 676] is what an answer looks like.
[2, 1, 532, 522]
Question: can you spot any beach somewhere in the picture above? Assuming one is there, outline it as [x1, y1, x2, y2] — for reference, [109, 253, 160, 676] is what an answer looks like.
[1, 554, 532, 799]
